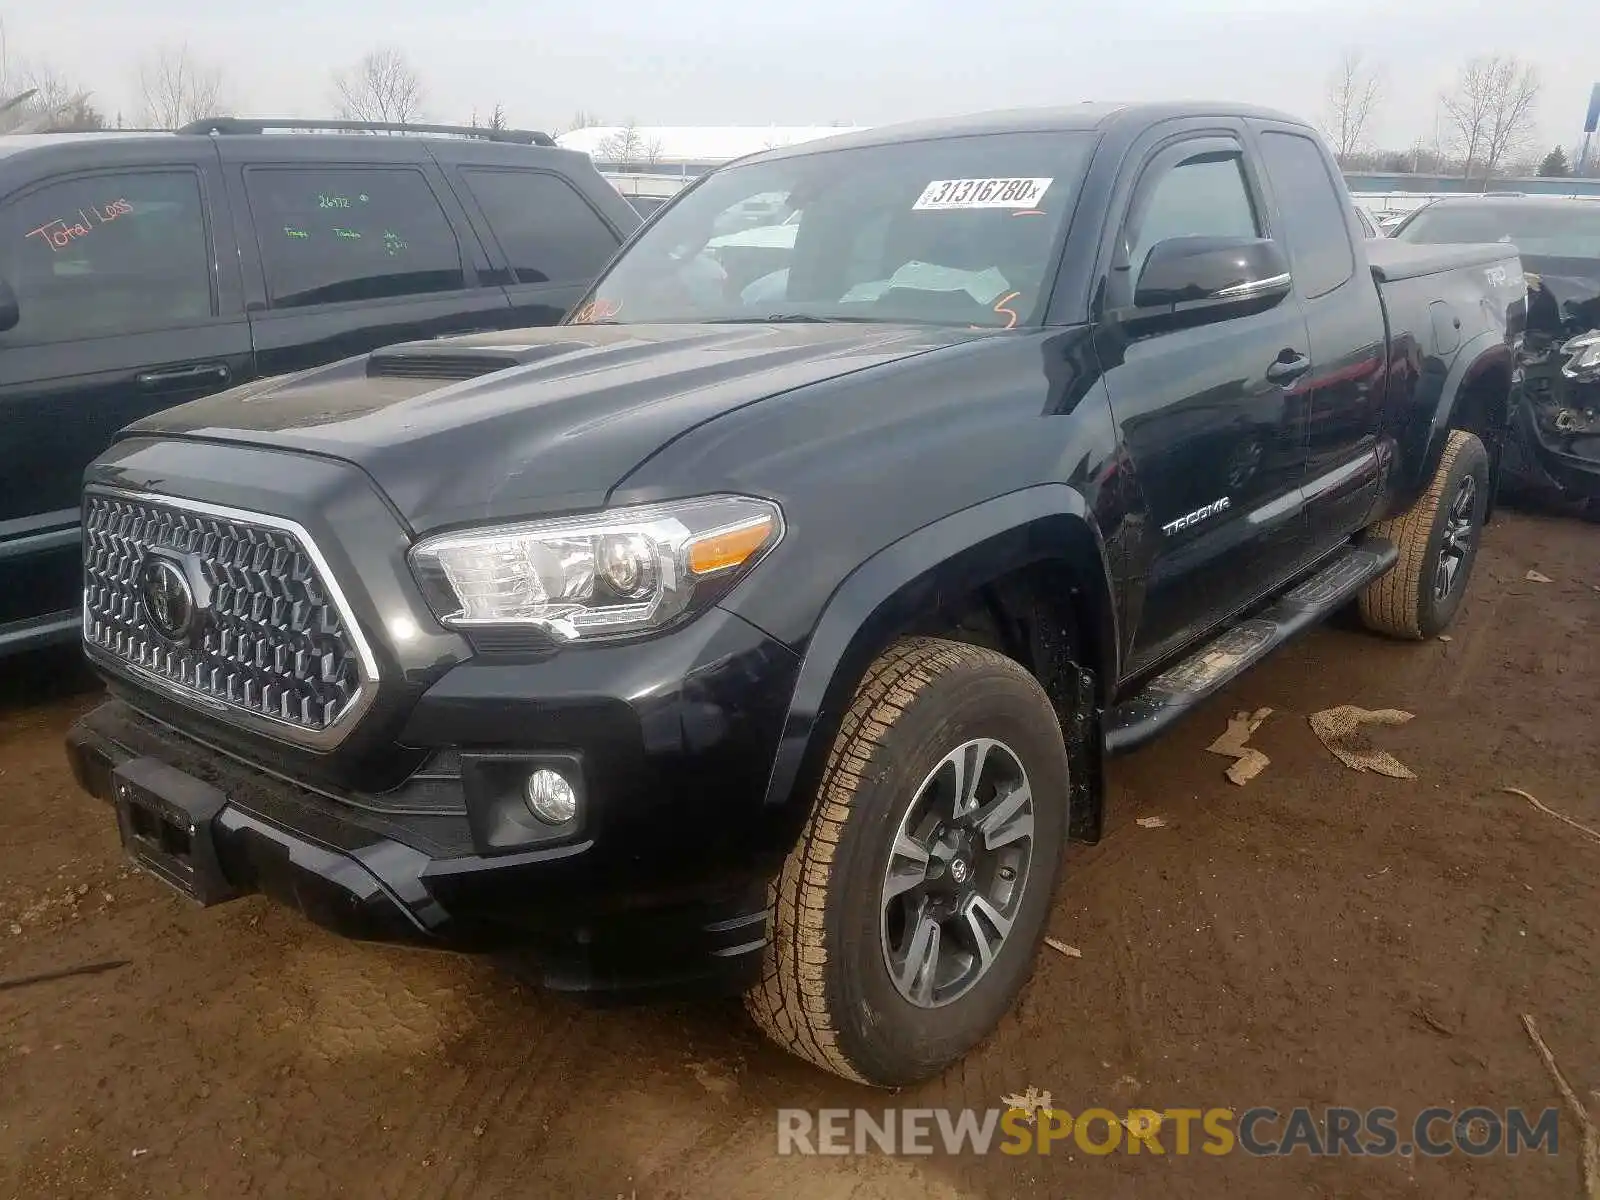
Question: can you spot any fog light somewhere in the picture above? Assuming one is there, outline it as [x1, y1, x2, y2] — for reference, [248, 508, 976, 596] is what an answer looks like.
[524, 768, 578, 824]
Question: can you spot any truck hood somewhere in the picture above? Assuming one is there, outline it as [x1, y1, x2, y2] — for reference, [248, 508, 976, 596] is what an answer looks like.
[126, 323, 962, 530]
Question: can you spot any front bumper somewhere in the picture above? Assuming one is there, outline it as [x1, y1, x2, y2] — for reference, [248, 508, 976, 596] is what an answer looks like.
[68, 695, 779, 995]
[69, 578, 805, 997]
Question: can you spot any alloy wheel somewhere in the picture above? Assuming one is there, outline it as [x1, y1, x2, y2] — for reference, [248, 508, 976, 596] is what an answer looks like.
[1434, 474, 1479, 602]
[879, 737, 1035, 1009]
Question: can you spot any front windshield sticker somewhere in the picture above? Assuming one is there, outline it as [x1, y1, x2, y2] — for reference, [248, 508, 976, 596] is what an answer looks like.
[571, 297, 622, 324]
[912, 178, 1054, 211]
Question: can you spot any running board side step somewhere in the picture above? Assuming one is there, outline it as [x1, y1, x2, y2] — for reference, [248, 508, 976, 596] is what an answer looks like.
[1103, 538, 1399, 756]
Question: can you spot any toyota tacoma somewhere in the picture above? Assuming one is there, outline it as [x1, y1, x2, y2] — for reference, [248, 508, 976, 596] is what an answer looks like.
[67, 103, 1524, 1086]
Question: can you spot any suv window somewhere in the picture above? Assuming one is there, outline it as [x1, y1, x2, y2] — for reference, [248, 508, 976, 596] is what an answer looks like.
[0, 171, 213, 343]
[1127, 151, 1261, 277]
[245, 167, 464, 308]
[1258, 132, 1355, 298]
[461, 169, 619, 285]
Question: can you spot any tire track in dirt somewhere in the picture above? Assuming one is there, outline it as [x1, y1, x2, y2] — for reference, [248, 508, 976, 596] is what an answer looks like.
[370, 990, 579, 1199]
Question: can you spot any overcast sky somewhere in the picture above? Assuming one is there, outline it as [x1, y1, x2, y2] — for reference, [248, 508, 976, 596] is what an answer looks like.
[5, 0, 1594, 155]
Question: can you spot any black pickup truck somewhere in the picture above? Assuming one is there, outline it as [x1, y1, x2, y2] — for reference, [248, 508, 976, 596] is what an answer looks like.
[66, 103, 1523, 1087]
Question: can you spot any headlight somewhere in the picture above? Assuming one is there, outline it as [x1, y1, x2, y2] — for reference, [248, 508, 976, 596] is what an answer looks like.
[1561, 330, 1600, 381]
[410, 495, 783, 642]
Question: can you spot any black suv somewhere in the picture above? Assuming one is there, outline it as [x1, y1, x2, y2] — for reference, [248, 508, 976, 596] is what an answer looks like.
[0, 118, 639, 657]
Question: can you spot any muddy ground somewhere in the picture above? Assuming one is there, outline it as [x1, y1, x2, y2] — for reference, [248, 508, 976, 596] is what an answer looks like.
[1, 508, 1596, 1200]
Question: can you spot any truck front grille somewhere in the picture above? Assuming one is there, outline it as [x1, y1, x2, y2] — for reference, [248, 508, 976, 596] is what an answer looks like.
[82, 493, 374, 746]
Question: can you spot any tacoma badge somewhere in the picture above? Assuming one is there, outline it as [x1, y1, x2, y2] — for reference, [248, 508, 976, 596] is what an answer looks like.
[1162, 496, 1232, 536]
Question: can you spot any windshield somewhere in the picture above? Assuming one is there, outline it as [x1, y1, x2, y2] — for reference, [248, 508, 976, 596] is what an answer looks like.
[571, 132, 1096, 328]
[1395, 202, 1600, 261]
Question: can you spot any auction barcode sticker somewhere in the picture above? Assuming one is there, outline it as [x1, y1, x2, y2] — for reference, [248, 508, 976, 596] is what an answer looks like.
[912, 178, 1054, 211]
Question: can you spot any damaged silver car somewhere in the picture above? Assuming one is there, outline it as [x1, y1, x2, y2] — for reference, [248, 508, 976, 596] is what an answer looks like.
[1392, 195, 1600, 515]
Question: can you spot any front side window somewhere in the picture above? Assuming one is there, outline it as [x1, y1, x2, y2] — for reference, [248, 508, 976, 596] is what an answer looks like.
[0, 170, 212, 343]
[1258, 132, 1356, 297]
[245, 167, 464, 309]
[573, 132, 1096, 328]
[1126, 151, 1261, 278]
[461, 169, 620, 285]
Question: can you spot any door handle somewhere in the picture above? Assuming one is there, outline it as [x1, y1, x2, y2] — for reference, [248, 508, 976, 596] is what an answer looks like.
[1266, 352, 1311, 385]
[135, 363, 232, 390]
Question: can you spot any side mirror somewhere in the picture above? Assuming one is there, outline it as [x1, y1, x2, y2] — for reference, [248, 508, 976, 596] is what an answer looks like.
[1131, 236, 1292, 322]
[0, 277, 17, 333]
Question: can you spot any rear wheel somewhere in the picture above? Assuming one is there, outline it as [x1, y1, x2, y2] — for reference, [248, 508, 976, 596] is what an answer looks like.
[1358, 429, 1489, 639]
[744, 637, 1071, 1086]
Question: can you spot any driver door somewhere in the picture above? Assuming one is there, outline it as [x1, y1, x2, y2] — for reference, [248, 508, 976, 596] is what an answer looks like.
[1096, 130, 1314, 678]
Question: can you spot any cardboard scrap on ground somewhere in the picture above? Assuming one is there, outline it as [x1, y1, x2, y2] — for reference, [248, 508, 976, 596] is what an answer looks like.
[1525, 570, 1553, 584]
[1206, 707, 1274, 785]
[1135, 815, 1167, 829]
[1309, 705, 1416, 779]
[1001, 1087, 1055, 1124]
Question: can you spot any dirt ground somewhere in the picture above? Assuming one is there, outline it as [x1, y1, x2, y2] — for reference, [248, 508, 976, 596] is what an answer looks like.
[1, 508, 1596, 1200]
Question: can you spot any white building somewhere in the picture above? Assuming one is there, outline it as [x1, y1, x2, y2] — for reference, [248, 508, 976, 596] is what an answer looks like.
[556, 125, 869, 208]
[555, 125, 867, 172]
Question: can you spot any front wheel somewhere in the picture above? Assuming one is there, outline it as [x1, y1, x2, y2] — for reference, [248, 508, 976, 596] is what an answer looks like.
[1358, 429, 1490, 639]
[744, 638, 1071, 1086]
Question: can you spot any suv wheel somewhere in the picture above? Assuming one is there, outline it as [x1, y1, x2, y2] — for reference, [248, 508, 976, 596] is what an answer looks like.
[744, 637, 1071, 1086]
[1358, 429, 1490, 639]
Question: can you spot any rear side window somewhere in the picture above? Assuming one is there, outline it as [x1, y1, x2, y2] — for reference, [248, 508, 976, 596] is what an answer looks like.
[0, 170, 212, 343]
[461, 169, 620, 285]
[1258, 132, 1356, 298]
[245, 167, 464, 308]
[1127, 152, 1260, 277]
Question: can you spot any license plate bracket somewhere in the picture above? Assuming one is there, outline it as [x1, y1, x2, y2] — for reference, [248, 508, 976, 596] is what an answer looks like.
[113, 758, 240, 906]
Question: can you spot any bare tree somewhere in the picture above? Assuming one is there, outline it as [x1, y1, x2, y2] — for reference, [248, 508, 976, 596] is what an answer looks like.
[1320, 50, 1383, 165]
[1442, 55, 1541, 185]
[22, 68, 104, 131]
[333, 48, 424, 125]
[1573, 140, 1597, 178]
[486, 103, 508, 131]
[565, 109, 602, 133]
[0, 22, 104, 132]
[137, 44, 225, 128]
[597, 122, 663, 170]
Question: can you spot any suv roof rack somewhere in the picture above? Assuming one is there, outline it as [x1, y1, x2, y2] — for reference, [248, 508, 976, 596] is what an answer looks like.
[176, 117, 557, 146]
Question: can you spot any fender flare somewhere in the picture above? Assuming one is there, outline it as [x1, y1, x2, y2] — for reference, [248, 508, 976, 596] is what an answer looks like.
[755, 483, 1118, 834]
[1419, 330, 1515, 486]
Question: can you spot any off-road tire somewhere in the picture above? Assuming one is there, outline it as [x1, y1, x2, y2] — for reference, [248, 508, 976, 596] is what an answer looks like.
[743, 637, 1071, 1086]
[1358, 429, 1489, 639]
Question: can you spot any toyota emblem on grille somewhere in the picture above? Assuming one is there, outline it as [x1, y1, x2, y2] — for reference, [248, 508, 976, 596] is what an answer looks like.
[139, 556, 197, 644]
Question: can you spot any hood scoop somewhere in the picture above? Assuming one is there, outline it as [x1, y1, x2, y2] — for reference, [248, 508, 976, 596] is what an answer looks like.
[366, 340, 586, 382]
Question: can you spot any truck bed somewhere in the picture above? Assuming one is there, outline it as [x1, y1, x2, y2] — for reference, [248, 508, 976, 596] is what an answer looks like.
[1367, 239, 1516, 283]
